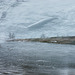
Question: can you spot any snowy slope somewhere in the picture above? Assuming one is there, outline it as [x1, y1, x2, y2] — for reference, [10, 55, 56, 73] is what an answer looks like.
[0, 0, 75, 42]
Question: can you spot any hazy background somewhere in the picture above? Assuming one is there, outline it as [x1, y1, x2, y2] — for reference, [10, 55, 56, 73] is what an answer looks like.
[0, 0, 75, 42]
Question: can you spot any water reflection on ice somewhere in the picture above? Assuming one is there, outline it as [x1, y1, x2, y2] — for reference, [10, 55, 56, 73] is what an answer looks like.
[59, 68, 75, 75]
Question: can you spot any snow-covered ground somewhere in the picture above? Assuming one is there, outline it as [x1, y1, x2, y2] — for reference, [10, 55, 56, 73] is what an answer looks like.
[0, 0, 75, 42]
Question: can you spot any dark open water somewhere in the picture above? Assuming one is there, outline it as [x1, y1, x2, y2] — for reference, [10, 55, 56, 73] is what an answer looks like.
[0, 41, 75, 75]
